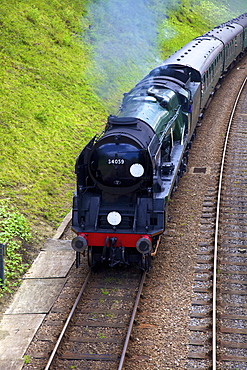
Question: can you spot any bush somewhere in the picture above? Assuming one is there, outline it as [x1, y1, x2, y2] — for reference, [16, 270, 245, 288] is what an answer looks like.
[0, 200, 32, 296]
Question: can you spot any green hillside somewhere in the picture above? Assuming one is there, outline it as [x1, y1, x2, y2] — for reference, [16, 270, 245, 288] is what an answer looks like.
[0, 0, 245, 294]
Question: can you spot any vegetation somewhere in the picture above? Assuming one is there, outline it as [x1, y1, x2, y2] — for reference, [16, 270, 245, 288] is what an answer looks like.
[0, 0, 245, 295]
[0, 200, 32, 296]
[158, 0, 233, 57]
[0, 0, 107, 296]
[0, 0, 107, 229]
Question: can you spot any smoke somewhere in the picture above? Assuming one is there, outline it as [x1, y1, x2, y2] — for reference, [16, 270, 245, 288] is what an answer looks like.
[83, 0, 247, 110]
[84, 0, 170, 109]
[226, 0, 246, 15]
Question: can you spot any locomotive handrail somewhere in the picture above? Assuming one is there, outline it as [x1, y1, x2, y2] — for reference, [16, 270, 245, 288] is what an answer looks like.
[159, 106, 181, 143]
[135, 75, 187, 89]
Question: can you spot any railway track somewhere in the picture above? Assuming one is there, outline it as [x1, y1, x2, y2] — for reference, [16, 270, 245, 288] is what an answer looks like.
[187, 77, 247, 369]
[44, 266, 146, 370]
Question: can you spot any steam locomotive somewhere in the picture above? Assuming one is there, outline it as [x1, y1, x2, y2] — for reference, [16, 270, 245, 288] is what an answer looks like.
[71, 13, 247, 270]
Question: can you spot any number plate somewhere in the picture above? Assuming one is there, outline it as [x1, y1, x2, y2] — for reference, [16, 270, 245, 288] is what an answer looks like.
[107, 159, 125, 165]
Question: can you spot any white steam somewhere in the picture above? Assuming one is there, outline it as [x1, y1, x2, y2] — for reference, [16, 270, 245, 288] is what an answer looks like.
[84, 0, 170, 108]
[84, 0, 247, 109]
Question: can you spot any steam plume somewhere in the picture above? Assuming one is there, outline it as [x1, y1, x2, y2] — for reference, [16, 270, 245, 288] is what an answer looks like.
[84, 0, 169, 109]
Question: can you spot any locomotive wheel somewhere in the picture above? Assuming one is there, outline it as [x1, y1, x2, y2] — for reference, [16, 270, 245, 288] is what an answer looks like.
[171, 175, 179, 196]
[76, 251, 81, 268]
[141, 254, 151, 271]
[179, 158, 187, 177]
[88, 246, 94, 267]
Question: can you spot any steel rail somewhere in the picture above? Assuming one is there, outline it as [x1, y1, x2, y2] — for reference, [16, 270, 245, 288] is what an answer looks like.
[44, 269, 92, 370]
[212, 77, 247, 370]
[118, 271, 147, 370]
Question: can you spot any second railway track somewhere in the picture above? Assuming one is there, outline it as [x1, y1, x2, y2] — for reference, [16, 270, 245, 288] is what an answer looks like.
[187, 77, 247, 369]
[215, 77, 247, 369]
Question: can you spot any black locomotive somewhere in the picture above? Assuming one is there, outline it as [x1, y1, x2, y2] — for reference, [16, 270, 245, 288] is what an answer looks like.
[71, 13, 247, 270]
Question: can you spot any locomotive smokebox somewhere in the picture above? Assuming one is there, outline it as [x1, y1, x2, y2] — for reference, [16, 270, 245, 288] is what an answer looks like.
[136, 235, 152, 254]
[71, 235, 88, 253]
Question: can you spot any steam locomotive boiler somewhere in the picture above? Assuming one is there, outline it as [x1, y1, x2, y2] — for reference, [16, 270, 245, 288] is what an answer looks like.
[71, 13, 247, 270]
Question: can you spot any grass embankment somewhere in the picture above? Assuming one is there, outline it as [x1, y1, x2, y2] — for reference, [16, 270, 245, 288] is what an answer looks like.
[0, 0, 243, 295]
[0, 0, 106, 227]
[158, 0, 242, 57]
[0, 0, 107, 295]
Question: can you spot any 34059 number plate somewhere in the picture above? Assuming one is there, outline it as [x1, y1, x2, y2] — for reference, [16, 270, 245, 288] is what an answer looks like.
[107, 159, 125, 165]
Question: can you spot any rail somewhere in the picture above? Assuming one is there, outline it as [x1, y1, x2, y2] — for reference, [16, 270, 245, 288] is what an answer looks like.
[212, 76, 247, 370]
[44, 270, 92, 370]
[44, 268, 146, 369]
[118, 271, 147, 369]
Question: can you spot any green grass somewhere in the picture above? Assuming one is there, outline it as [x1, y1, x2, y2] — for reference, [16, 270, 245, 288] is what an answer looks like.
[0, 0, 107, 231]
[158, 0, 240, 58]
